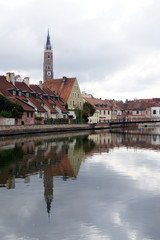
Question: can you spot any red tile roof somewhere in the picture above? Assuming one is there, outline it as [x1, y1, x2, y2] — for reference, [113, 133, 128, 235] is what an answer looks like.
[117, 101, 160, 111]
[84, 97, 110, 110]
[43, 77, 76, 103]
[15, 81, 33, 92]
[15, 81, 46, 112]
[30, 84, 60, 114]
[30, 84, 45, 94]
[42, 86, 55, 96]
[0, 76, 16, 96]
[55, 100, 68, 113]
[41, 98, 58, 114]
[11, 97, 35, 112]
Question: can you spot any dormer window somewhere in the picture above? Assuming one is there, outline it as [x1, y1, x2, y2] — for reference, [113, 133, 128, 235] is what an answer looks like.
[26, 92, 29, 98]
[12, 90, 16, 96]
[31, 92, 36, 98]
[43, 94, 48, 100]
[18, 91, 22, 97]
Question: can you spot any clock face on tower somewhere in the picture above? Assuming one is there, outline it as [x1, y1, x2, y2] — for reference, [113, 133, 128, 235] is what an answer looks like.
[47, 71, 51, 76]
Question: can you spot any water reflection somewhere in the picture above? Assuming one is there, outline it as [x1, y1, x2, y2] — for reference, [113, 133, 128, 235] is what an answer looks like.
[1, 129, 160, 190]
[0, 128, 160, 239]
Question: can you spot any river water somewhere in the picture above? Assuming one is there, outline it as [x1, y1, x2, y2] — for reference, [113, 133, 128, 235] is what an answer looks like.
[0, 128, 160, 240]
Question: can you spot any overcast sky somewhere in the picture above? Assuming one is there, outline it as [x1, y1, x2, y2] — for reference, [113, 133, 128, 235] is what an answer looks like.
[0, 0, 160, 101]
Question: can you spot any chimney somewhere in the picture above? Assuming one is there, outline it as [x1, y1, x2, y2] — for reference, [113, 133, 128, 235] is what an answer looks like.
[39, 80, 42, 89]
[6, 72, 15, 85]
[62, 76, 67, 82]
[24, 77, 30, 86]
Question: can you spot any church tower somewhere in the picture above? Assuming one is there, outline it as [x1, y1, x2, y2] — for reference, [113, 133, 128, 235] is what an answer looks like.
[43, 30, 53, 83]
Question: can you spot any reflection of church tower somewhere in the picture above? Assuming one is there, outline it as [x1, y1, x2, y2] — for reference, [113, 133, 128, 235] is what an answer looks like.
[43, 30, 53, 83]
[43, 172, 53, 216]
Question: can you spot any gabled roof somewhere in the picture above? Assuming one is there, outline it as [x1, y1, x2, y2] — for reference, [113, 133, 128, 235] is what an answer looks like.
[55, 100, 68, 113]
[30, 84, 59, 114]
[15, 81, 46, 113]
[0, 76, 16, 96]
[15, 81, 33, 93]
[117, 101, 160, 111]
[12, 97, 35, 112]
[40, 98, 58, 114]
[42, 86, 56, 96]
[30, 84, 45, 94]
[43, 77, 76, 103]
[84, 97, 110, 110]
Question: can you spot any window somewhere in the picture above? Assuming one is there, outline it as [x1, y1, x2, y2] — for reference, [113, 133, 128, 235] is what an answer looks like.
[12, 90, 16, 96]
[137, 111, 139, 114]
[80, 102, 81, 107]
[70, 100, 72, 106]
[18, 91, 22, 97]
[31, 112, 33, 118]
[48, 66, 50, 70]
[108, 111, 110, 115]
[27, 112, 29, 118]
[104, 110, 105, 115]
[75, 93, 76, 98]
[77, 102, 79, 107]
[153, 110, 156, 114]
[48, 55, 50, 59]
[26, 92, 29, 98]
[78, 94, 80, 98]
[73, 101, 74, 105]
[73, 93, 74, 98]
[100, 110, 101, 115]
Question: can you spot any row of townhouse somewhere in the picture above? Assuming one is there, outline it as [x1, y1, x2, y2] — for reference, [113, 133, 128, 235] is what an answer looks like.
[83, 95, 160, 123]
[117, 99, 160, 121]
[83, 97, 121, 123]
[0, 73, 68, 125]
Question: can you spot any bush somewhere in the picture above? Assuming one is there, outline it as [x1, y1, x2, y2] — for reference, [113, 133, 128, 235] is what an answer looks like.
[47, 118, 53, 124]
[0, 110, 12, 118]
[0, 95, 24, 118]
[35, 116, 43, 121]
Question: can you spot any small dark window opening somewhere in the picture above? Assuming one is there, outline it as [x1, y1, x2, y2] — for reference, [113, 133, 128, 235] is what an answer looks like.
[153, 110, 156, 114]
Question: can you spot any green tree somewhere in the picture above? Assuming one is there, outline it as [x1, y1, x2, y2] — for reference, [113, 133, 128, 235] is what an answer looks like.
[65, 103, 68, 110]
[82, 102, 95, 123]
[0, 110, 12, 118]
[74, 107, 83, 123]
[0, 95, 24, 118]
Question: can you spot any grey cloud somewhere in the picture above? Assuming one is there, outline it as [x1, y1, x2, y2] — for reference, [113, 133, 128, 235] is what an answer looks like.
[0, 0, 160, 100]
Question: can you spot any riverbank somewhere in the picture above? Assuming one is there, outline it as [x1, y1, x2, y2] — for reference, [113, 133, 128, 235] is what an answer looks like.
[0, 123, 111, 136]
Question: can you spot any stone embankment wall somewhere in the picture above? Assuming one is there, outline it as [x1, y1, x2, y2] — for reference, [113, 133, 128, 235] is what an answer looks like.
[0, 123, 110, 137]
[0, 118, 15, 126]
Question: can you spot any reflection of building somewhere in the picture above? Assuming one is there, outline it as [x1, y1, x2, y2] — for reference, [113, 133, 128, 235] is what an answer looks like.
[68, 139, 84, 177]
[0, 136, 83, 215]
[88, 132, 112, 153]
[1, 130, 160, 216]
[43, 171, 53, 216]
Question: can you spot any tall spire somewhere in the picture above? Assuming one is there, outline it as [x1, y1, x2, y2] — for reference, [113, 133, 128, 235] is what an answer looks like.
[45, 29, 52, 50]
[43, 29, 54, 82]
